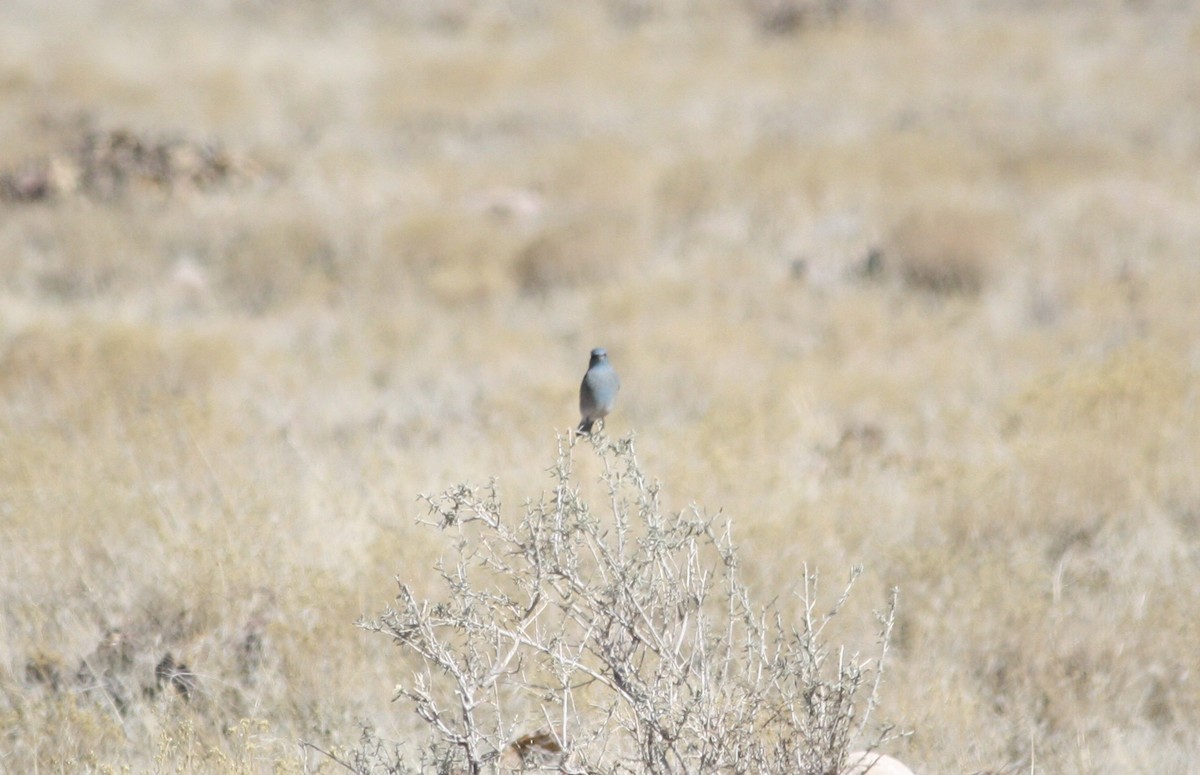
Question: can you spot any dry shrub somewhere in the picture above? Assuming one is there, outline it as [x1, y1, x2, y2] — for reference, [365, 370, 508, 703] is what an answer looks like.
[743, 0, 853, 35]
[356, 434, 898, 774]
[0, 123, 261, 204]
[218, 211, 344, 313]
[380, 211, 525, 304]
[941, 535, 1196, 757]
[653, 155, 726, 243]
[0, 322, 237, 550]
[0, 322, 234, 425]
[513, 212, 641, 295]
[4, 575, 290, 770]
[887, 207, 1008, 296]
[733, 143, 815, 232]
[1011, 344, 1189, 440]
[0, 197, 211, 302]
[1004, 344, 1192, 530]
[718, 143, 881, 272]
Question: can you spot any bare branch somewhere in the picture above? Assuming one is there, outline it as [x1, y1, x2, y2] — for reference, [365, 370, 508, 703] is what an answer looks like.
[358, 433, 898, 775]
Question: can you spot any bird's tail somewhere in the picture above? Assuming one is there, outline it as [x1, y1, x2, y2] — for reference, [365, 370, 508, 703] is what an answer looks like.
[577, 418, 595, 434]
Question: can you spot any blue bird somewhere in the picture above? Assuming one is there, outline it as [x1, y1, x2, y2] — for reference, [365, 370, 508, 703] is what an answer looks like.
[578, 348, 619, 434]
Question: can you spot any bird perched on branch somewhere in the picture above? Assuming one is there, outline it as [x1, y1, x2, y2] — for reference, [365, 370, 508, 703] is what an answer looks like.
[578, 347, 619, 434]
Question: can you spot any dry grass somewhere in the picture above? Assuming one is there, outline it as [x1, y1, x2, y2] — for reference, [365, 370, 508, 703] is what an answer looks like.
[1, 1, 1198, 772]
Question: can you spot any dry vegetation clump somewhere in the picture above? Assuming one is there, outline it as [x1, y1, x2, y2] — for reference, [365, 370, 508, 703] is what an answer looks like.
[0, 121, 263, 204]
[514, 212, 645, 296]
[25, 611, 200, 717]
[378, 211, 530, 305]
[885, 207, 1010, 297]
[216, 206, 349, 314]
[1005, 343, 1192, 528]
[0, 322, 235, 448]
[742, 0, 882, 35]
[357, 434, 899, 775]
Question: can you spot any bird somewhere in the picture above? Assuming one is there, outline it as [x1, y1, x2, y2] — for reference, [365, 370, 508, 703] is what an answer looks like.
[578, 347, 619, 434]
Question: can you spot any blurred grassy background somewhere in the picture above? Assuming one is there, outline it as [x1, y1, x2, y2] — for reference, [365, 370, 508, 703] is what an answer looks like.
[1, 1, 1198, 772]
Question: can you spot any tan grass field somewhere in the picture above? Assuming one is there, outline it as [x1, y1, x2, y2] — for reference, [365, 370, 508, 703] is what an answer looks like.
[2, 1, 1199, 772]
